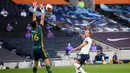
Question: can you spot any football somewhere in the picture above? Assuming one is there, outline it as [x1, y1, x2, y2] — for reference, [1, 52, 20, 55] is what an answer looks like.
[46, 4, 53, 12]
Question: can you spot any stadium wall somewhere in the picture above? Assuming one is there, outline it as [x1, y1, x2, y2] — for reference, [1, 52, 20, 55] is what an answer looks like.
[90, 50, 130, 61]
[4, 61, 39, 69]
[57, 49, 130, 60]
[93, 39, 118, 51]
[3, 59, 74, 69]
[3, 51, 130, 69]
[52, 59, 73, 66]
[118, 50, 130, 60]
[93, 39, 130, 60]
[4, 62, 18, 69]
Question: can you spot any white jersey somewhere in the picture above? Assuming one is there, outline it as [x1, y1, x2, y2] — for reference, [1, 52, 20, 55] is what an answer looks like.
[80, 37, 92, 54]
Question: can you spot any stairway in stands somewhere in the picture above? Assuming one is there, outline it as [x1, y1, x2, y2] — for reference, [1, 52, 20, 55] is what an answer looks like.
[0, 40, 27, 62]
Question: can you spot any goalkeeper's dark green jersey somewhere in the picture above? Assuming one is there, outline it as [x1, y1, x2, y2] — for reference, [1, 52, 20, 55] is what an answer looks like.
[31, 24, 44, 50]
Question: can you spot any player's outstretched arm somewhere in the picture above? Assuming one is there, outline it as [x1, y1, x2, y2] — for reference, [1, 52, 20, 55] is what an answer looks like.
[40, 4, 45, 26]
[32, 1, 37, 21]
[72, 41, 87, 51]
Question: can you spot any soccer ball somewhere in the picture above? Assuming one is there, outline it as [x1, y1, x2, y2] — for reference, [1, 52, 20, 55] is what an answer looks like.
[46, 4, 53, 12]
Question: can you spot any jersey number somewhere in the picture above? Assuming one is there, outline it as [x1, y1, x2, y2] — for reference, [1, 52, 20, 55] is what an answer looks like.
[33, 34, 39, 41]
[77, 56, 81, 59]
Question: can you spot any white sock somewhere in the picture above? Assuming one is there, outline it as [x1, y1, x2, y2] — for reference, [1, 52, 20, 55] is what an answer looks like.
[74, 63, 86, 73]
[75, 66, 81, 73]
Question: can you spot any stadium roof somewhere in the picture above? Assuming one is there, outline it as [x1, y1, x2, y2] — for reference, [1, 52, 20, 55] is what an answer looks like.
[95, 0, 130, 4]
[12, 0, 68, 4]
[12, 0, 130, 4]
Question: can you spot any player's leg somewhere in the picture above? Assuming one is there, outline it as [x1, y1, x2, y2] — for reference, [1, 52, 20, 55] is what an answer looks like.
[120, 61, 123, 64]
[33, 60, 38, 73]
[117, 60, 123, 64]
[74, 60, 86, 73]
[33, 50, 40, 73]
[41, 47, 52, 73]
[74, 54, 86, 73]
[74, 60, 82, 73]
[44, 58, 52, 73]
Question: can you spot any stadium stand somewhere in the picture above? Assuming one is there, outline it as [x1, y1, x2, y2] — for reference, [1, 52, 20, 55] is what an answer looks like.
[96, 4, 130, 27]
[1, 37, 82, 59]
[0, 0, 30, 16]
[0, 48, 27, 62]
[0, 0, 130, 65]
[44, 4, 129, 32]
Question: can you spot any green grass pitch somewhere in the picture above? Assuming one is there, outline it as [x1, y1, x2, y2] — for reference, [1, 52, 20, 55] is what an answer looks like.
[0, 64, 130, 73]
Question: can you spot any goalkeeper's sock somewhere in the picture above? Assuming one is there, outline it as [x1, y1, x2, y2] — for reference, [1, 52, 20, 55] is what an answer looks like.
[33, 67, 37, 73]
[74, 63, 86, 73]
[46, 65, 52, 73]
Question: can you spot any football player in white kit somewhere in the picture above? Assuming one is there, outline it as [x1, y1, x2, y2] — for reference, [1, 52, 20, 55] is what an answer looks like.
[72, 30, 92, 73]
